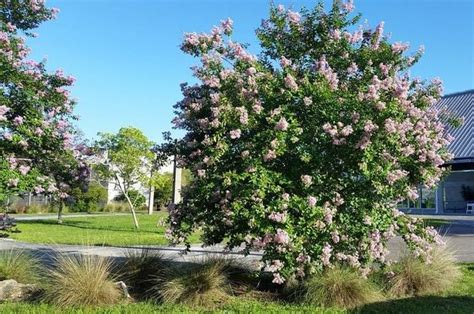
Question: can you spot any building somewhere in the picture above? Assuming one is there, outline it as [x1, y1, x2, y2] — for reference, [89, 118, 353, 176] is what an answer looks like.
[400, 90, 473, 214]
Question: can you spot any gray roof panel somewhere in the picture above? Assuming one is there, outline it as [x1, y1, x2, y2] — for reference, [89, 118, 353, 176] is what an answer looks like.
[433, 90, 473, 159]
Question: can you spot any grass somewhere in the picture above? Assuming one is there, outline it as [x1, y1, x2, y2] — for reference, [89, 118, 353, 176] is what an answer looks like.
[44, 254, 122, 306]
[0, 249, 41, 283]
[116, 248, 168, 296]
[359, 266, 474, 313]
[0, 300, 339, 313]
[423, 218, 449, 228]
[0, 263, 472, 313]
[387, 248, 461, 297]
[151, 256, 239, 307]
[299, 266, 383, 309]
[9, 213, 201, 246]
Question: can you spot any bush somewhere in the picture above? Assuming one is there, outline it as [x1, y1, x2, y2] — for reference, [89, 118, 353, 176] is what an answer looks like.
[70, 182, 108, 212]
[115, 189, 146, 208]
[298, 266, 382, 309]
[0, 250, 40, 283]
[44, 254, 122, 306]
[116, 249, 167, 296]
[103, 202, 129, 213]
[387, 248, 461, 297]
[167, 0, 452, 282]
[151, 257, 232, 306]
[152, 173, 173, 209]
[9, 203, 52, 214]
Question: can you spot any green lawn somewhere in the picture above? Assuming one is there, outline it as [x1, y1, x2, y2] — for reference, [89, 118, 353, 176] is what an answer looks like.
[0, 264, 473, 313]
[423, 218, 449, 228]
[9, 213, 201, 246]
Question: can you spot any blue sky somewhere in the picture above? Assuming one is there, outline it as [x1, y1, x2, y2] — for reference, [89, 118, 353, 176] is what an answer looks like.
[29, 0, 473, 143]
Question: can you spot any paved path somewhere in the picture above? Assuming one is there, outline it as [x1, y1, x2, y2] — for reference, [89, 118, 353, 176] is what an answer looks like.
[1, 216, 473, 263]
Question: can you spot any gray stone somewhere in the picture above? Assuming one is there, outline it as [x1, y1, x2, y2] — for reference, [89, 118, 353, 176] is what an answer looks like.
[0, 279, 38, 302]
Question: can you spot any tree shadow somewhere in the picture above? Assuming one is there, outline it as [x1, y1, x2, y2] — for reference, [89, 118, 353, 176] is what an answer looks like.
[355, 295, 474, 313]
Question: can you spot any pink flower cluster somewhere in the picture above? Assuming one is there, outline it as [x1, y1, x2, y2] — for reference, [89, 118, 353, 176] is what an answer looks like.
[315, 56, 339, 90]
[322, 122, 353, 145]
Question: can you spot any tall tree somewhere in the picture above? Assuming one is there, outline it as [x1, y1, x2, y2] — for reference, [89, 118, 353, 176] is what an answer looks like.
[0, 0, 85, 213]
[95, 127, 154, 229]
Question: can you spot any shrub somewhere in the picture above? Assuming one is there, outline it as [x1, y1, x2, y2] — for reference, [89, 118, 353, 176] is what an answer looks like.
[44, 254, 122, 306]
[117, 249, 167, 296]
[166, 0, 453, 282]
[299, 266, 382, 309]
[152, 173, 173, 209]
[103, 202, 129, 213]
[25, 204, 52, 214]
[115, 189, 146, 208]
[70, 182, 108, 212]
[151, 257, 232, 306]
[387, 248, 461, 297]
[0, 250, 40, 283]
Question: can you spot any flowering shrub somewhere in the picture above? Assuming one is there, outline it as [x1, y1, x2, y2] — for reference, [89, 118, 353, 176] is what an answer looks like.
[168, 1, 451, 283]
[0, 1, 87, 206]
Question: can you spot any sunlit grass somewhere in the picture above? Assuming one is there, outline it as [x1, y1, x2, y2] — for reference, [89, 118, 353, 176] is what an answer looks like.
[9, 213, 201, 246]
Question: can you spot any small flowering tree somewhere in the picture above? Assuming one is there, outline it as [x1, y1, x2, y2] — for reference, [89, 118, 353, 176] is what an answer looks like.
[94, 127, 154, 229]
[168, 1, 452, 284]
[0, 1, 85, 212]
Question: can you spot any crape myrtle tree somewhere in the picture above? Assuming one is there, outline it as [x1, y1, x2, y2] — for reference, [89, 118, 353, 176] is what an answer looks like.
[0, 0, 88, 216]
[94, 127, 154, 229]
[167, 0, 453, 284]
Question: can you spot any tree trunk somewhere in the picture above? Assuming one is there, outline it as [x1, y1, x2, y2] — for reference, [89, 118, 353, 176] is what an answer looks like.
[148, 185, 154, 215]
[115, 173, 139, 229]
[57, 201, 63, 224]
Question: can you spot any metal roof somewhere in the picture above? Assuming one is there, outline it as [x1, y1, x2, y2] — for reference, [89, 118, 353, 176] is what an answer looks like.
[433, 90, 473, 159]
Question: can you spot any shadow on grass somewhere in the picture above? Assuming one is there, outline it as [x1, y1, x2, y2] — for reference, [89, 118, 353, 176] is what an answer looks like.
[355, 295, 474, 314]
[19, 219, 160, 234]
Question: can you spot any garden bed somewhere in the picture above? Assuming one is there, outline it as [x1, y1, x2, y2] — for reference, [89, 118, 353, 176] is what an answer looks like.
[0, 263, 472, 313]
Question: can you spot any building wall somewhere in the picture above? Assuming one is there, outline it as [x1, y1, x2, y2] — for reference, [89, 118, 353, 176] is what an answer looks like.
[437, 170, 474, 212]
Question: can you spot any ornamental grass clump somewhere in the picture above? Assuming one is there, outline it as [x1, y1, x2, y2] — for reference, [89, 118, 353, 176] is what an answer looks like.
[117, 249, 167, 297]
[44, 254, 121, 307]
[165, 0, 455, 285]
[0, 249, 40, 284]
[388, 247, 461, 297]
[301, 266, 382, 309]
[151, 257, 232, 307]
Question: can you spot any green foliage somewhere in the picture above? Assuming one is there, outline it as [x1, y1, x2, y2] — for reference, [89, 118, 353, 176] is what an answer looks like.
[181, 169, 194, 187]
[70, 182, 108, 212]
[0, 3, 88, 206]
[152, 172, 173, 208]
[169, 0, 451, 283]
[94, 127, 154, 191]
[0, 250, 40, 284]
[115, 189, 146, 208]
[103, 202, 129, 213]
[44, 254, 122, 306]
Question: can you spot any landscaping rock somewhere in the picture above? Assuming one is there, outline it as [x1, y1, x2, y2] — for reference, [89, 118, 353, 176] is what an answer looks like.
[115, 280, 132, 300]
[0, 279, 38, 302]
